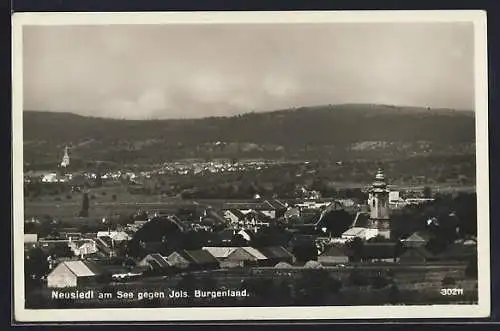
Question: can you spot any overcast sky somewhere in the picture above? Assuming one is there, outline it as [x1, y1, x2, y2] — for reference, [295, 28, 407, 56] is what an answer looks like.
[23, 22, 474, 119]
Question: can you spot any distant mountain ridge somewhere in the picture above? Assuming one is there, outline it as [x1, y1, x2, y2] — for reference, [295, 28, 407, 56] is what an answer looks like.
[23, 104, 475, 166]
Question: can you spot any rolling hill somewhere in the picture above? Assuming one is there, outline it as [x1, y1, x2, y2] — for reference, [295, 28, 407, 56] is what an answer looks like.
[22, 104, 475, 167]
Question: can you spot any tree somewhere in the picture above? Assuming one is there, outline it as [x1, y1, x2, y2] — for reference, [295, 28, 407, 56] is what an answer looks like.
[423, 186, 433, 198]
[346, 237, 364, 262]
[230, 234, 248, 246]
[317, 210, 352, 237]
[79, 193, 89, 217]
[25, 247, 49, 280]
[50, 242, 73, 258]
[292, 242, 318, 263]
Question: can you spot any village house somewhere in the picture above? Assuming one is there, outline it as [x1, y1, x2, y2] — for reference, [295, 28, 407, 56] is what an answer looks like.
[358, 242, 400, 263]
[94, 236, 118, 258]
[24, 233, 38, 250]
[256, 199, 288, 219]
[97, 230, 131, 243]
[223, 209, 246, 225]
[401, 231, 433, 248]
[258, 246, 296, 265]
[137, 253, 172, 271]
[283, 207, 300, 222]
[318, 245, 349, 265]
[47, 260, 101, 288]
[166, 249, 220, 270]
[202, 246, 263, 268]
[201, 208, 229, 227]
[68, 238, 98, 258]
[341, 227, 378, 241]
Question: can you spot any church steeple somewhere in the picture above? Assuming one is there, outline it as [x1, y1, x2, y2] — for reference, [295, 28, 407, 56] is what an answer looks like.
[367, 167, 391, 239]
[60, 146, 70, 168]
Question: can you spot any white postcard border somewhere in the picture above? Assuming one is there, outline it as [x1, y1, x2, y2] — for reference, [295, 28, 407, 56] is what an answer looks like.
[12, 10, 490, 322]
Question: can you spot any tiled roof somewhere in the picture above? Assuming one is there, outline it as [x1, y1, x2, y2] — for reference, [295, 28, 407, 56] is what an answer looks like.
[206, 209, 229, 224]
[404, 231, 432, 242]
[183, 249, 219, 265]
[202, 247, 237, 258]
[241, 247, 267, 260]
[259, 246, 295, 259]
[227, 209, 246, 219]
[342, 227, 368, 237]
[400, 247, 434, 259]
[148, 253, 171, 268]
[62, 260, 99, 277]
[352, 212, 370, 227]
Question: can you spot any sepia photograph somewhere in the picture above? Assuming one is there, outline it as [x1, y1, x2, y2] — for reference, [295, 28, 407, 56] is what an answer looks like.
[12, 10, 490, 322]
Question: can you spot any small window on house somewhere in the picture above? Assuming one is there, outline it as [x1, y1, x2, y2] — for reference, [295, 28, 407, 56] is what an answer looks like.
[372, 199, 376, 208]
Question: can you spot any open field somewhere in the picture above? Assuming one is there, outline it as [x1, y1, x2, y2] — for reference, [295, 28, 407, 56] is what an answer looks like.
[23, 180, 476, 221]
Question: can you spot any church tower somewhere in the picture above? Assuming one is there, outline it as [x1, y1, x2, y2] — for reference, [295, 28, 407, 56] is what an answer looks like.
[367, 168, 391, 239]
[60, 146, 70, 168]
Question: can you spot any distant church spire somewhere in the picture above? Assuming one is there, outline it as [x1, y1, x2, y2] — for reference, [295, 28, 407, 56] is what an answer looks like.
[60, 146, 70, 168]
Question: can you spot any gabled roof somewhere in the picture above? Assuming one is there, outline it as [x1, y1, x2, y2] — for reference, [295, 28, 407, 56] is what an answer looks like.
[241, 247, 267, 260]
[226, 209, 246, 219]
[59, 260, 100, 277]
[258, 199, 287, 210]
[400, 247, 434, 260]
[259, 246, 295, 260]
[183, 249, 219, 265]
[202, 247, 238, 259]
[245, 210, 270, 219]
[97, 236, 113, 247]
[304, 260, 323, 269]
[206, 209, 229, 224]
[403, 231, 432, 242]
[284, 208, 300, 219]
[352, 212, 370, 228]
[147, 253, 171, 268]
[342, 227, 368, 237]
[274, 262, 293, 269]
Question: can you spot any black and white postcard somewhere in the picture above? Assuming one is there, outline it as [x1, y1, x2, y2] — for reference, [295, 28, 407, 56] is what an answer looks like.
[12, 10, 490, 322]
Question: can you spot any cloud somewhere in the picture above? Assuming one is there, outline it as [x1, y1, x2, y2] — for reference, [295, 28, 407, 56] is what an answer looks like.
[23, 23, 475, 119]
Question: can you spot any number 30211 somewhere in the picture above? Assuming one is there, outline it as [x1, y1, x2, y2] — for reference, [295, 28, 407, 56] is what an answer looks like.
[440, 288, 464, 296]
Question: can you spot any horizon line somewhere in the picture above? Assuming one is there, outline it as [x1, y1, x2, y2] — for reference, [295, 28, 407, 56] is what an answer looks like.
[23, 103, 475, 121]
